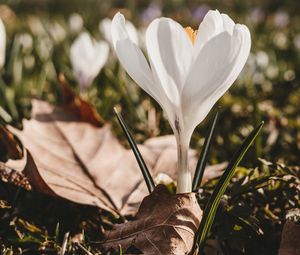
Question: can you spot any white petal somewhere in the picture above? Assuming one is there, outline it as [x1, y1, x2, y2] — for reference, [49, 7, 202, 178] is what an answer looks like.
[111, 13, 131, 49]
[112, 13, 177, 132]
[70, 33, 92, 86]
[88, 40, 109, 79]
[182, 26, 251, 141]
[99, 18, 139, 46]
[125, 20, 139, 45]
[145, 17, 193, 105]
[0, 18, 6, 69]
[70, 32, 109, 88]
[194, 10, 235, 58]
[99, 18, 112, 44]
[221, 14, 235, 34]
[193, 10, 222, 55]
[112, 13, 154, 97]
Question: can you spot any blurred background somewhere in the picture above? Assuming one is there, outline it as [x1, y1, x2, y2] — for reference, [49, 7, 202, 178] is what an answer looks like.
[0, 1, 299, 254]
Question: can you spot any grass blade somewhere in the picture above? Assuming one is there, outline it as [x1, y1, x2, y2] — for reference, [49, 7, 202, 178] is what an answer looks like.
[114, 107, 155, 193]
[192, 121, 264, 254]
[192, 111, 219, 192]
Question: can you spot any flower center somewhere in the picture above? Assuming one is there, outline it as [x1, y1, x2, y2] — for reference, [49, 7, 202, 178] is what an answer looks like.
[185, 26, 198, 44]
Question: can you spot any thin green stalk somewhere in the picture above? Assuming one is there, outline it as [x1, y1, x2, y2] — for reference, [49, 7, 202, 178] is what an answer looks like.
[192, 122, 264, 254]
[114, 108, 155, 193]
[192, 111, 219, 192]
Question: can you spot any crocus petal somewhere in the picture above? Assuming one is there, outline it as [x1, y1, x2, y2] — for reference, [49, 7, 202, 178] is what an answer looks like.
[112, 13, 177, 132]
[221, 14, 235, 34]
[72, 33, 94, 62]
[0, 18, 6, 69]
[111, 13, 130, 48]
[99, 18, 113, 43]
[125, 20, 139, 45]
[70, 32, 109, 88]
[194, 10, 235, 58]
[101, 17, 139, 46]
[182, 25, 251, 142]
[88, 41, 109, 80]
[145, 17, 193, 104]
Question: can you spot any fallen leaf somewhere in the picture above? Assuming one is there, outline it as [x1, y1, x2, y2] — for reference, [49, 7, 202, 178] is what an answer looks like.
[0, 126, 31, 190]
[59, 73, 104, 127]
[101, 184, 202, 255]
[0, 126, 23, 159]
[278, 220, 300, 255]
[0, 98, 225, 215]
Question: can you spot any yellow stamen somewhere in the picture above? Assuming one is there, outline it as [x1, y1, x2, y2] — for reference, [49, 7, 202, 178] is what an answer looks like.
[185, 26, 198, 44]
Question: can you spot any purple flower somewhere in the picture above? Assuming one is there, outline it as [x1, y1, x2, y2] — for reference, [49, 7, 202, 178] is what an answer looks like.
[140, 3, 162, 24]
[191, 4, 210, 23]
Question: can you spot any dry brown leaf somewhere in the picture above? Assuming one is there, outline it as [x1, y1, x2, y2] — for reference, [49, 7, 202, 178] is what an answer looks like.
[0, 126, 23, 159]
[59, 73, 104, 127]
[0, 98, 225, 215]
[102, 184, 202, 255]
[278, 220, 300, 255]
[0, 126, 31, 190]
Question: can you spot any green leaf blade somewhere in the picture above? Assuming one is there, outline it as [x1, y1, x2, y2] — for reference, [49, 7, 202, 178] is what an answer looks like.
[114, 108, 155, 193]
[192, 111, 219, 192]
[192, 121, 264, 254]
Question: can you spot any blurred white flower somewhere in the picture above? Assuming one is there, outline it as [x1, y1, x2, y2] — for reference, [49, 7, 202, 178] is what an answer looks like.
[48, 21, 66, 44]
[0, 17, 6, 69]
[266, 65, 279, 80]
[255, 51, 269, 69]
[293, 34, 300, 50]
[249, 8, 265, 24]
[112, 11, 251, 193]
[36, 35, 53, 62]
[69, 13, 83, 34]
[23, 55, 35, 70]
[17, 33, 33, 53]
[273, 11, 289, 28]
[284, 69, 295, 81]
[99, 17, 139, 46]
[28, 16, 46, 36]
[70, 32, 109, 90]
[253, 72, 265, 84]
[273, 32, 288, 49]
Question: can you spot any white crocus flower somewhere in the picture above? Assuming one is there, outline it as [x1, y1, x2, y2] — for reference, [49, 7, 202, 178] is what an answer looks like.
[99, 17, 139, 47]
[70, 32, 109, 90]
[111, 11, 251, 193]
[0, 17, 6, 70]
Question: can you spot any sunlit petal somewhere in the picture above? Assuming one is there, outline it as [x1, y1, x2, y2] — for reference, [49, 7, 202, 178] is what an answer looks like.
[124, 20, 139, 45]
[145, 17, 193, 103]
[100, 17, 139, 46]
[221, 13, 235, 34]
[112, 13, 177, 132]
[70, 32, 109, 88]
[193, 10, 236, 58]
[182, 25, 251, 141]
[99, 18, 113, 43]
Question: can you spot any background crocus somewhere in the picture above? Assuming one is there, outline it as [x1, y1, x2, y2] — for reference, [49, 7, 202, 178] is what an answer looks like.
[111, 11, 251, 193]
[0, 17, 6, 70]
[70, 32, 109, 90]
[99, 17, 139, 47]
